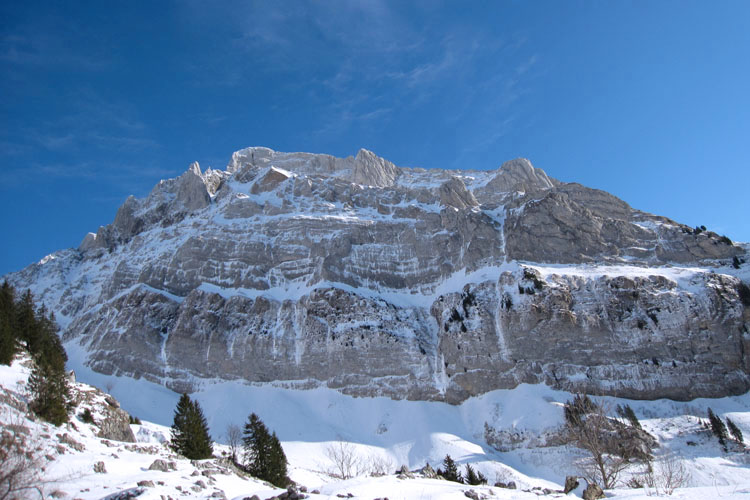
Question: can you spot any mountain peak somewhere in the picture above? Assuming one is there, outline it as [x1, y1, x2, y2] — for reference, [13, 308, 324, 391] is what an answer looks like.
[5, 145, 746, 408]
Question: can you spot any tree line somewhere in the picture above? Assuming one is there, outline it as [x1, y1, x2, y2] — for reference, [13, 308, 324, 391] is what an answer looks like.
[0, 281, 71, 425]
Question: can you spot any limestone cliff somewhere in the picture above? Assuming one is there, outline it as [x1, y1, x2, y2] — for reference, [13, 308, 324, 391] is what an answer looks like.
[5, 147, 749, 403]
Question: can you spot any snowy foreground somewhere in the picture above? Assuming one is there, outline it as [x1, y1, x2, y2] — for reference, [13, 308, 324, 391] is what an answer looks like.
[2, 357, 750, 500]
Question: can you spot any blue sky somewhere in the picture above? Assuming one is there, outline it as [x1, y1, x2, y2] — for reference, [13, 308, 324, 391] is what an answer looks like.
[2, 1, 749, 276]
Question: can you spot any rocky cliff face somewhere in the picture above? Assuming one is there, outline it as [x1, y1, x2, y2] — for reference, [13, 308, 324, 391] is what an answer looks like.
[6, 147, 749, 403]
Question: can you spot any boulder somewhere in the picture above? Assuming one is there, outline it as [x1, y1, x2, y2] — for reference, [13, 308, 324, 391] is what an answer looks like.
[583, 483, 605, 500]
[564, 476, 580, 494]
[148, 459, 177, 472]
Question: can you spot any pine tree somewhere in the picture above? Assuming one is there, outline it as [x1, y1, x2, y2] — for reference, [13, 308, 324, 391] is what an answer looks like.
[707, 408, 729, 449]
[28, 357, 71, 426]
[27, 304, 71, 426]
[726, 418, 744, 445]
[242, 413, 288, 487]
[0, 281, 17, 365]
[15, 290, 40, 354]
[34, 309, 67, 371]
[267, 431, 288, 487]
[439, 454, 462, 483]
[170, 394, 213, 459]
[564, 393, 596, 428]
[464, 464, 486, 485]
[616, 404, 642, 430]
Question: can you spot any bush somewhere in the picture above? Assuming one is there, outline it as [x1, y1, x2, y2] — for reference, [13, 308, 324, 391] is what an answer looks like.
[129, 415, 142, 425]
[80, 408, 95, 424]
[565, 395, 653, 489]
[0, 420, 47, 499]
[325, 441, 362, 479]
[643, 453, 690, 495]
[225, 423, 242, 464]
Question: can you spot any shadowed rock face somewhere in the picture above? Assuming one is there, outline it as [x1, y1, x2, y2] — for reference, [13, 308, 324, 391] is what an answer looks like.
[5, 147, 748, 403]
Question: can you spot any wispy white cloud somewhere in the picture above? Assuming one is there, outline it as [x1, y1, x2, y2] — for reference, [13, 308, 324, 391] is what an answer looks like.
[22, 89, 157, 155]
[0, 159, 175, 192]
[0, 32, 108, 70]
[178, 1, 541, 157]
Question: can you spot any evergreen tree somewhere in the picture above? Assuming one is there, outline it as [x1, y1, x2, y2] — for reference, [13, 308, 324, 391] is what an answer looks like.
[28, 357, 71, 426]
[15, 290, 39, 353]
[438, 454, 462, 483]
[564, 393, 596, 428]
[464, 464, 487, 485]
[0, 281, 16, 365]
[169, 394, 213, 459]
[27, 304, 71, 426]
[707, 408, 729, 449]
[242, 413, 288, 487]
[35, 310, 67, 370]
[267, 431, 288, 486]
[726, 417, 744, 445]
[616, 404, 642, 430]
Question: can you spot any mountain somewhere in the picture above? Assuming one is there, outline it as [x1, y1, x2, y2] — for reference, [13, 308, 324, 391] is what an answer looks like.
[4, 147, 749, 403]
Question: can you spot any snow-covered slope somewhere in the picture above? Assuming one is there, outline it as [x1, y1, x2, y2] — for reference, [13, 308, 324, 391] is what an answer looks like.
[3, 147, 749, 404]
[3, 354, 750, 500]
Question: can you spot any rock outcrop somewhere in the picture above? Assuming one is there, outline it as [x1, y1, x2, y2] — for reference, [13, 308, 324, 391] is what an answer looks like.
[5, 147, 748, 403]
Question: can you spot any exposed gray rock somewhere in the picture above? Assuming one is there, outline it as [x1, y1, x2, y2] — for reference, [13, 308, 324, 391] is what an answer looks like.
[78, 232, 98, 252]
[352, 148, 399, 187]
[5, 147, 748, 405]
[251, 166, 291, 194]
[463, 489, 484, 500]
[148, 459, 177, 472]
[564, 476, 580, 494]
[176, 162, 211, 211]
[479, 158, 556, 199]
[439, 177, 478, 209]
[420, 463, 437, 479]
[99, 488, 145, 500]
[59, 433, 85, 452]
[583, 483, 605, 500]
[93, 461, 107, 473]
[72, 384, 135, 443]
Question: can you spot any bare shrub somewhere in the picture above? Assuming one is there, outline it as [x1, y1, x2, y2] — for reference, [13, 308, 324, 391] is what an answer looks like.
[495, 468, 512, 485]
[364, 453, 394, 477]
[324, 441, 364, 479]
[225, 423, 242, 463]
[644, 453, 690, 496]
[565, 395, 653, 489]
[0, 420, 47, 500]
